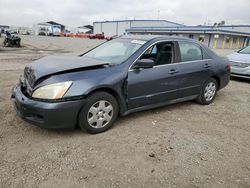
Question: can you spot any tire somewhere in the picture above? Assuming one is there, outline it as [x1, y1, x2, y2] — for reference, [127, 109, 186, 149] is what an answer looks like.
[78, 92, 118, 134]
[16, 41, 20, 47]
[196, 78, 218, 105]
[6, 42, 10, 47]
[3, 40, 8, 47]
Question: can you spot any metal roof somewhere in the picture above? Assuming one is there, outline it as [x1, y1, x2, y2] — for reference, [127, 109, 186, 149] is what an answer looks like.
[126, 26, 250, 37]
[0, 25, 10, 28]
[93, 19, 183, 26]
[47, 21, 65, 27]
[129, 25, 250, 29]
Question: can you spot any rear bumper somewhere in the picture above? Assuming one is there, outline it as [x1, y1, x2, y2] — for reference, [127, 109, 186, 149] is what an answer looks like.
[231, 66, 250, 80]
[11, 84, 86, 129]
[231, 73, 250, 80]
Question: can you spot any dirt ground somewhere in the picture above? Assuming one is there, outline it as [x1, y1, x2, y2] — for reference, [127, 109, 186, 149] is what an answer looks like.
[0, 35, 249, 188]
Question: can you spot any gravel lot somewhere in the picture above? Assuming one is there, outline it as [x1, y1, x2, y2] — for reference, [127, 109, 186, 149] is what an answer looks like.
[0, 35, 249, 188]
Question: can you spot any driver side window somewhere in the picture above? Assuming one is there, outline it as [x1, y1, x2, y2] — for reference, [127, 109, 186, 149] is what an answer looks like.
[140, 42, 174, 66]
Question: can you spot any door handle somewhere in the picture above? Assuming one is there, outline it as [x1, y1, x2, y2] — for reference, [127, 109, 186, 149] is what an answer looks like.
[169, 69, 179, 74]
[204, 63, 211, 68]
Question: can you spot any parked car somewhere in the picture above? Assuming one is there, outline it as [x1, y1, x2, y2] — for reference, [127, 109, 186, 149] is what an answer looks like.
[227, 46, 250, 80]
[9, 30, 18, 34]
[89, 33, 105, 39]
[11, 35, 231, 134]
[106, 35, 119, 41]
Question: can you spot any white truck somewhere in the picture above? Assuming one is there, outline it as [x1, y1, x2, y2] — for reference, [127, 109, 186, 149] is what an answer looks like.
[34, 23, 61, 36]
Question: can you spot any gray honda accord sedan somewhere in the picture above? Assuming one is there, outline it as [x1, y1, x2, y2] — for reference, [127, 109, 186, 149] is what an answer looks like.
[12, 35, 231, 134]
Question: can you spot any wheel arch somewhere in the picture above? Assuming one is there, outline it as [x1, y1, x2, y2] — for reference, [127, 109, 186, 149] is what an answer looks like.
[211, 75, 221, 89]
[85, 87, 126, 116]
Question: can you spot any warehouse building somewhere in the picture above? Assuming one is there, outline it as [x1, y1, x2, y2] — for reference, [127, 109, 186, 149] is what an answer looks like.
[93, 19, 183, 37]
[126, 25, 250, 49]
[34, 21, 65, 36]
[93, 19, 250, 49]
[0, 25, 10, 33]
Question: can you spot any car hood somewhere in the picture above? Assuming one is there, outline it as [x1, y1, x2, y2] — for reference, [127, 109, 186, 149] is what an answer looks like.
[24, 55, 109, 87]
[227, 52, 250, 64]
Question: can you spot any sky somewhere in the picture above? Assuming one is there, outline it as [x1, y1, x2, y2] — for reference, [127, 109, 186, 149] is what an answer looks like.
[0, 0, 250, 27]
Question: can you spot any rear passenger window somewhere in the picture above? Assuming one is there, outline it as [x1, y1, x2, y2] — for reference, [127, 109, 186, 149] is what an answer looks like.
[179, 42, 203, 62]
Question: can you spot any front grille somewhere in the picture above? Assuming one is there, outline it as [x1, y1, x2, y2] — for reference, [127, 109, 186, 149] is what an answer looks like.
[230, 61, 249, 68]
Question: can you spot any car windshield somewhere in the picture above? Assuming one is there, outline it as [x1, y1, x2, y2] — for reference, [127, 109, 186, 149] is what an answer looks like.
[84, 39, 145, 64]
[238, 46, 250, 54]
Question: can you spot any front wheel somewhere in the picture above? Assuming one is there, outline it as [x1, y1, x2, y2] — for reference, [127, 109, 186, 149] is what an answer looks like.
[196, 78, 218, 105]
[78, 92, 118, 134]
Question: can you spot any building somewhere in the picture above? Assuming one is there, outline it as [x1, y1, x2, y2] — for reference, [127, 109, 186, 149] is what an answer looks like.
[0, 25, 10, 33]
[34, 21, 65, 36]
[126, 25, 250, 49]
[76, 25, 93, 34]
[93, 19, 183, 37]
[47, 21, 65, 33]
[65, 25, 93, 34]
[8, 26, 34, 35]
[81, 25, 93, 34]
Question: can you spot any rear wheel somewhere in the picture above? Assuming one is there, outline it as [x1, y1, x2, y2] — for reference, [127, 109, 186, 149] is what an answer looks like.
[78, 92, 118, 134]
[196, 78, 218, 105]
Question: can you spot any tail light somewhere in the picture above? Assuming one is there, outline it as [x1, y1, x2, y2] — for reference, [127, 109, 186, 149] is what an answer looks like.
[226, 64, 231, 72]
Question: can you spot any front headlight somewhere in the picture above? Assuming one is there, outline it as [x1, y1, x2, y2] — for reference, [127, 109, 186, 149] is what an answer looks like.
[32, 81, 72, 99]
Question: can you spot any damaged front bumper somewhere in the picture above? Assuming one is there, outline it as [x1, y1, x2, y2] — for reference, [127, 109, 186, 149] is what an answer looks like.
[11, 84, 86, 129]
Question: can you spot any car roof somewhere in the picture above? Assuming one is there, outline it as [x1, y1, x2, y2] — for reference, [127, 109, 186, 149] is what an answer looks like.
[120, 34, 192, 42]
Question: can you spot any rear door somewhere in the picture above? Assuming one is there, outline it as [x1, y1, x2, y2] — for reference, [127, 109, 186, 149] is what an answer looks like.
[175, 41, 213, 97]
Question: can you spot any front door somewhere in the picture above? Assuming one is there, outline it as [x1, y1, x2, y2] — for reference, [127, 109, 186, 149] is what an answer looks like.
[127, 41, 181, 109]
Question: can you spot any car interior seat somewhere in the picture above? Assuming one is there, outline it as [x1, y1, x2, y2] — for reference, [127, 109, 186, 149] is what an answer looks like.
[186, 48, 200, 61]
[155, 44, 173, 65]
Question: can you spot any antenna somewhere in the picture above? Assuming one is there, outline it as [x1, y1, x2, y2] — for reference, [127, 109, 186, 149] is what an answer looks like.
[157, 10, 160, 19]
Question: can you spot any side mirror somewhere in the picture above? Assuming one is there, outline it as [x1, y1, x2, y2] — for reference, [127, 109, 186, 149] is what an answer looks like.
[133, 59, 154, 69]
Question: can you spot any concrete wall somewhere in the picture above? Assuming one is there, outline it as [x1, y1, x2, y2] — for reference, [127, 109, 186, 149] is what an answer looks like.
[101, 22, 117, 37]
[117, 21, 131, 35]
[93, 22, 102, 35]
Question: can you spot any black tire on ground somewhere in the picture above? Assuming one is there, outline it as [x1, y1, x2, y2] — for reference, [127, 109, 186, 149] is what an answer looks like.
[78, 91, 118, 134]
[15, 41, 20, 47]
[196, 78, 218, 105]
[5, 42, 10, 47]
[3, 41, 8, 47]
